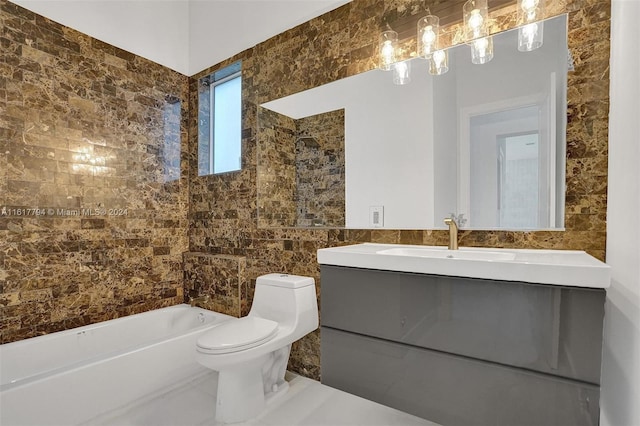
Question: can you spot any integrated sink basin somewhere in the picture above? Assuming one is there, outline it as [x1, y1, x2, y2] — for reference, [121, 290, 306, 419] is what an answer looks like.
[317, 243, 610, 289]
[377, 247, 516, 261]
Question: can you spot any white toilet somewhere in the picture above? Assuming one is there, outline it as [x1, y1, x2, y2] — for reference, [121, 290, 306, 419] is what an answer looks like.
[196, 273, 318, 423]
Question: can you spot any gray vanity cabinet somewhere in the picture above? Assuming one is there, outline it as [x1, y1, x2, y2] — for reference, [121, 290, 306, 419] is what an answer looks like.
[320, 265, 606, 426]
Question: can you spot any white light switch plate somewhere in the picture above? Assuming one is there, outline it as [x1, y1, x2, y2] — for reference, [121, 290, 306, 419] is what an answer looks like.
[369, 206, 384, 228]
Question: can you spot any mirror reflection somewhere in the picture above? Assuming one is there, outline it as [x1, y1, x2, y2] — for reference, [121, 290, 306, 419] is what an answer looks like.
[258, 15, 568, 230]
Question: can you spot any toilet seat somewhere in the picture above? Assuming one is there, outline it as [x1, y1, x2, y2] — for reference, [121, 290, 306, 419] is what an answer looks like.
[196, 317, 279, 354]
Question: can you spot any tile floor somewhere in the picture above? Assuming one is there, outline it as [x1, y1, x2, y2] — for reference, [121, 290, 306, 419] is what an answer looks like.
[87, 370, 438, 426]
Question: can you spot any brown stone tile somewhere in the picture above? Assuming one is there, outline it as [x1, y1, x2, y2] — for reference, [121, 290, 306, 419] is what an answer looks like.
[2, 0, 611, 386]
[1, 0, 188, 343]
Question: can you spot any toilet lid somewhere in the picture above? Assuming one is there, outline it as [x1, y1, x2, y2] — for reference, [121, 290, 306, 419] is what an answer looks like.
[196, 317, 279, 354]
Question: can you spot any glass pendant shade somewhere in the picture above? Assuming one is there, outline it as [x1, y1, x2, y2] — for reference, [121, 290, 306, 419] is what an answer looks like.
[417, 15, 439, 59]
[429, 49, 449, 75]
[463, 0, 488, 41]
[518, 0, 544, 51]
[379, 30, 398, 70]
[518, 0, 543, 23]
[518, 18, 544, 53]
[393, 60, 411, 85]
[470, 36, 494, 64]
[518, 22, 544, 51]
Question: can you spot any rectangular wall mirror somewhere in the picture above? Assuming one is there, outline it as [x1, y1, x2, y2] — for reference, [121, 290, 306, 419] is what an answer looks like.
[257, 14, 568, 230]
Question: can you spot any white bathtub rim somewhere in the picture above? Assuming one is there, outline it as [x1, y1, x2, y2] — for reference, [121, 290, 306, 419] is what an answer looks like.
[1, 303, 214, 351]
[0, 304, 234, 392]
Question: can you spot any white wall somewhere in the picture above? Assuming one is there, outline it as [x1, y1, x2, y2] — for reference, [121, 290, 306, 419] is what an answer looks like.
[10, 0, 351, 76]
[11, 0, 190, 74]
[432, 55, 458, 226]
[188, 0, 351, 75]
[344, 63, 434, 229]
[601, 0, 640, 425]
[262, 62, 436, 229]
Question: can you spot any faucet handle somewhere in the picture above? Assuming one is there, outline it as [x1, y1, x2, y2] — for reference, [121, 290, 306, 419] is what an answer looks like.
[448, 213, 467, 228]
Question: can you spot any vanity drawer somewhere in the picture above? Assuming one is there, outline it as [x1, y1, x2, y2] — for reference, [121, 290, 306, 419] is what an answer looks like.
[320, 265, 605, 384]
[321, 327, 600, 426]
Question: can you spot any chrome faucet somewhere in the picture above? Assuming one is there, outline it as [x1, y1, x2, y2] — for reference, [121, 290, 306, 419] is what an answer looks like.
[443, 217, 459, 250]
[189, 294, 210, 307]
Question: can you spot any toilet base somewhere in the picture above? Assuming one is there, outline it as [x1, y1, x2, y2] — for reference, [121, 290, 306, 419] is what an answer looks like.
[215, 358, 266, 424]
[213, 346, 292, 424]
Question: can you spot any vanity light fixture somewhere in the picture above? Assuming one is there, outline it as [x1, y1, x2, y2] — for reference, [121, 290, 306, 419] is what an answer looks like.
[463, 0, 494, 64]
[378, 27, 411, 84]
[379, 30, 399, 71]
[463, 0, 489, 41]
[417, 11, 448, 76]
[518, 0, 544, 51]
[417, 14, 439, 59]
[379, 0, 546, 81]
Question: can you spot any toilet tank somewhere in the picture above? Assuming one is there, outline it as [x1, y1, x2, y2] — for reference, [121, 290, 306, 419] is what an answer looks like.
[249, 274, 318, 331]
[256, 273, 314, 289]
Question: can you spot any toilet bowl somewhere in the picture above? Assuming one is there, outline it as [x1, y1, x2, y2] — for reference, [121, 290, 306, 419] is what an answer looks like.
[196, 273, 318, 423]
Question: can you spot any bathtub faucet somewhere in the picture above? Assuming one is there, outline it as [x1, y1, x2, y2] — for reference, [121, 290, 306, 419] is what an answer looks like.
[190, 294, 210, 307]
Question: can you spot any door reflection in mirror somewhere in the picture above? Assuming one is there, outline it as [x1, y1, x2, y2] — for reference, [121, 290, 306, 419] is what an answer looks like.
[498, 132, 540, 228]
[465, 102, 555, 230]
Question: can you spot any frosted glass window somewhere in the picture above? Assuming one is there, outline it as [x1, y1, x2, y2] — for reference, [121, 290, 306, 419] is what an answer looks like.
[212, 76, 241, 174]
[198, 62, 242, 176]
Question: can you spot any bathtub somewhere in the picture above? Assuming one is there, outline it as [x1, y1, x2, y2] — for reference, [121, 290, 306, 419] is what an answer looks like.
[0, 304, 233, 426]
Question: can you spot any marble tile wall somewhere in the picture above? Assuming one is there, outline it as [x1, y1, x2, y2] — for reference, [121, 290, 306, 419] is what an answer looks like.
[183, 252, 246, 317]
[257, 107, 345, 228]
[188, 0, 611, 381]
[257, 107, 297, 228]
[0, 0, 609, 384]
[295, 109, 345, 228]
[0, 0, 190, 343]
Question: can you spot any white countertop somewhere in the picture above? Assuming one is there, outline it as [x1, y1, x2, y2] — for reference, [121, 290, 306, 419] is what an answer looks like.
[317, 243, 611, 289]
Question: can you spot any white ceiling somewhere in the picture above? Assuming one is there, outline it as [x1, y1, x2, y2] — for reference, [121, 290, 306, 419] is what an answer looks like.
[10, 0, 351, 76]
